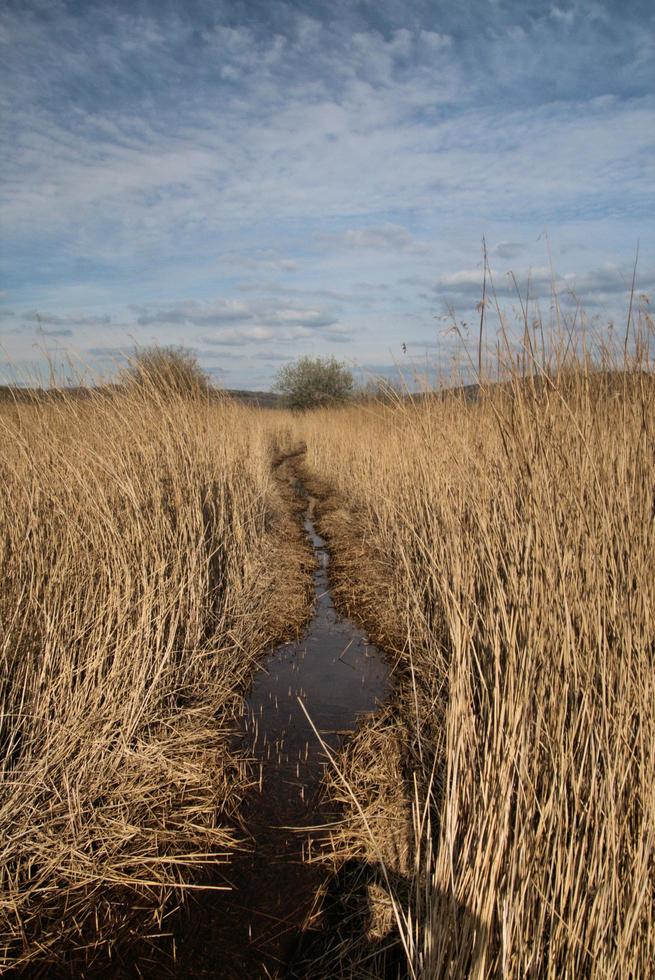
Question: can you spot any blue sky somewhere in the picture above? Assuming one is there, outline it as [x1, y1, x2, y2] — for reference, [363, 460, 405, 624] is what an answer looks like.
[1, 0, 654, 388]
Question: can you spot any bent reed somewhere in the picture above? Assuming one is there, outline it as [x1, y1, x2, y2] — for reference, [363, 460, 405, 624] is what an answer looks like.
[296, 321, 654, 977]
[0, 384, 306, 973]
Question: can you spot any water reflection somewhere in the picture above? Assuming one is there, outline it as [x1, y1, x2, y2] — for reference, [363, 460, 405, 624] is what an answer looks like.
[187, 499, 390, 977]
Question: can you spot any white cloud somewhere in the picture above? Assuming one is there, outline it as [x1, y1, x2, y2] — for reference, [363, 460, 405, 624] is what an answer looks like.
[131, 296, 338, 331]
[432, 261, 655, 308]
[132, 299, 255, 327]
[1, 2, 653, 388]
[202, 323, 332, 346]
[318, 224, 431, 254]
[549, 7, 576, 25]
[202, 326, 275, 346]
[24, 311, 111, 327]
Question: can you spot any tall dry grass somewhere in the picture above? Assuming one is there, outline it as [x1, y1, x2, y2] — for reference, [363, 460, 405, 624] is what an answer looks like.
[0, 385, 302, 973]
[297, 318, 655, 977]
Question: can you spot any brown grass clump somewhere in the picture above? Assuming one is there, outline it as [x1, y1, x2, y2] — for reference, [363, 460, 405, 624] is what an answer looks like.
[0, 385, 307, 974]
[296, 321, 655, 977]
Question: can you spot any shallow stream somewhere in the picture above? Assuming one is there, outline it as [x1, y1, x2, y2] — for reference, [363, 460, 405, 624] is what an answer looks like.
[192, 486, 390, 977]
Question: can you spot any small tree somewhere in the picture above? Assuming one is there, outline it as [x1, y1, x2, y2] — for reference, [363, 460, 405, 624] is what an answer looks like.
[274, 356, 354, 409]
[122, 345, 211, 398]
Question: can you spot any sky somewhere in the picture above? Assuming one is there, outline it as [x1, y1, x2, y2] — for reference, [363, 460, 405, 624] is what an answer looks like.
[1, 0, 654, 389]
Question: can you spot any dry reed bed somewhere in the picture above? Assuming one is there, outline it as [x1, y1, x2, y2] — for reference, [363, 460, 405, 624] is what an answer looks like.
[0, 388, 303, 973]
[298, 363, 655, 978]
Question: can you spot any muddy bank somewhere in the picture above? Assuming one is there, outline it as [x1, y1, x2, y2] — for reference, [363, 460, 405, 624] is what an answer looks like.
[283, 463, 429, 980]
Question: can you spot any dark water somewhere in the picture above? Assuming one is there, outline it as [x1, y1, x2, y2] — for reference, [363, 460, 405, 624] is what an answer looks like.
[243, 510, 389, 817]
[180, 500, 389, 978]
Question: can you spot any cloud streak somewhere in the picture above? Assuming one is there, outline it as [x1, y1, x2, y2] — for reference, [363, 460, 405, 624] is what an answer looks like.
[431, 262, 655, 308]
[131, 298, 339, 331]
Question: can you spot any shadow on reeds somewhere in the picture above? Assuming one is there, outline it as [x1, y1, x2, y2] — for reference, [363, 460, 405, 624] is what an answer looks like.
[289, 859, 486, 979]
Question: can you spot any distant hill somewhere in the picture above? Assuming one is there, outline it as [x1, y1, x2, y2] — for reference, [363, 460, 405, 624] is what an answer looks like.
[223, 389, 282, 408]
[0, 383, 283, 407]
[4, 372, 646, 408]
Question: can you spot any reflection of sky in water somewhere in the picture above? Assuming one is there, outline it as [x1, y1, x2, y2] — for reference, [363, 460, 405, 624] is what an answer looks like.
[240, 513, 389, 823]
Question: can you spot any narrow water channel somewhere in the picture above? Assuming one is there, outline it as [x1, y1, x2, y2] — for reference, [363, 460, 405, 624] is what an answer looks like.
[177, 482, 389, 978]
